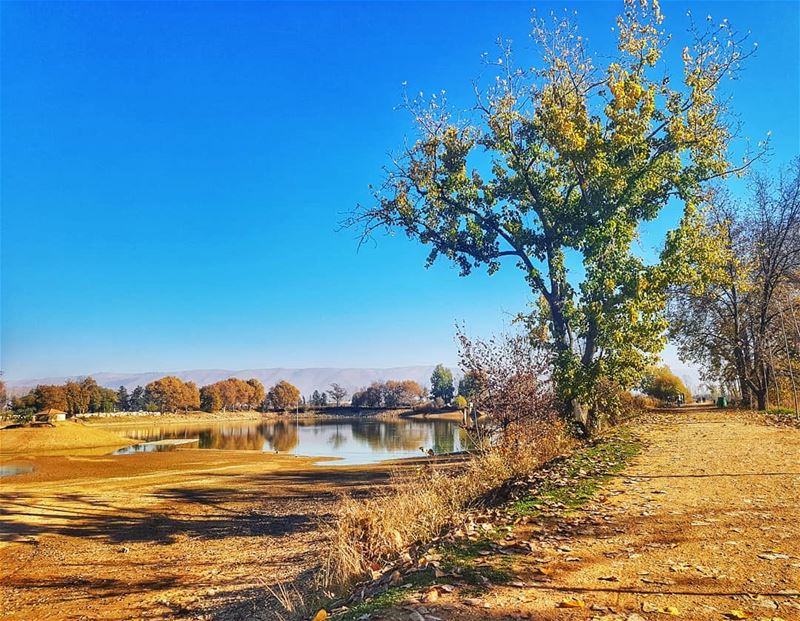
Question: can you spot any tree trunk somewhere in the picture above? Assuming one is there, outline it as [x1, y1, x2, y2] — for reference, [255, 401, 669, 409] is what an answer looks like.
[754, 389, 767, 411]
[568, 399, 591, 437]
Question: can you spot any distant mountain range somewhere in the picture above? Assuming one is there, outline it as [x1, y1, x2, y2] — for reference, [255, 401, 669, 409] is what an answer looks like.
[6, 366, 456, 398]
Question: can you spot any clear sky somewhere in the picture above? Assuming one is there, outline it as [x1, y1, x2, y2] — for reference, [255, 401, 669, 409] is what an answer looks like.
[1, 1, 798, 382]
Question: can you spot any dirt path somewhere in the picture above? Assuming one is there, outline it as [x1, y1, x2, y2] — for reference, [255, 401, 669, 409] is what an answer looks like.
[372, 408, 800, 620]
[0, 450, 399, 621]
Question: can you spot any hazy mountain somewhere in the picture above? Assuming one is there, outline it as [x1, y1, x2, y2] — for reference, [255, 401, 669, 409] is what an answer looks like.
[6, 366, 457, 397]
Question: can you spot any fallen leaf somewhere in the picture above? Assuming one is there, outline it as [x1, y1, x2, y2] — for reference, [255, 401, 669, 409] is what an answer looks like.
[758, 552, 789, 561]
[724, 611, 748, 619]
[424, 589, 439, 603]
[311, 610, 328, 621]
[558, 598, 586, 608]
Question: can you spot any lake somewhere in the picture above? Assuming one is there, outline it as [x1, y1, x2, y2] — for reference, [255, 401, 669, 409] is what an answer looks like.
[111, 416, 469, 465]
[0, 464, 34, 477]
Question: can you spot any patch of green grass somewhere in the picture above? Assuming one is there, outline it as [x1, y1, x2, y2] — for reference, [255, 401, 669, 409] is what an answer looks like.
[438, 539, 513, 588]
[335, 431, 641, 620]
[337, 570, 434, 621]
[511, 430, 641, 516]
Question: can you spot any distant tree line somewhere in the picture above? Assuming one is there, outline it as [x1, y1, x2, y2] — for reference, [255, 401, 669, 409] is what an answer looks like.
[350, 380, 426, 408]
[5, 376, 352, 418]
[11, 378, 118, 418]
[5, 366, 476, 419]
[348, 365, 465, 409]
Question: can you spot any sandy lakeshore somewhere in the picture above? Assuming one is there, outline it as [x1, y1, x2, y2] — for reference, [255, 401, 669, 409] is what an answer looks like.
[0, 419, 409, 621]
[0, 421, 137, 455]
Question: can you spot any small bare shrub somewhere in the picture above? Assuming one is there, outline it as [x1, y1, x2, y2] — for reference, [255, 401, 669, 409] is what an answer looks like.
[456, 328, 555, 434]
[321, 330, 570, 591]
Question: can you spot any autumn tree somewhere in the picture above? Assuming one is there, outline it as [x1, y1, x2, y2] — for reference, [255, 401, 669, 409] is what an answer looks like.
[64, 381, 90, 414]
[351, 382, 384, 408]
[457, 328, 558, 434]
[200, 384, 222, 412]
[202, 378, 264, 411]
[349, 1, 761, 434]
[328, 383, 348, 407]
[430, 365, 454, 403]
[669, 163, 800, 410]
[267, 380, 301, 411]
[183, 381, 201, 411]
[640, 365, 691, 404]
[384, 380, 425, 407]
[33, 384, 68, 411]
[247, 379, 266, 410]
[145, 376, 193, 414]
[351, 380, 425, 407]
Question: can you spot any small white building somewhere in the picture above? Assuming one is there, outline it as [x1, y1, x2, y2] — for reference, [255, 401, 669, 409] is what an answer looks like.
[35, 408, 67, 422]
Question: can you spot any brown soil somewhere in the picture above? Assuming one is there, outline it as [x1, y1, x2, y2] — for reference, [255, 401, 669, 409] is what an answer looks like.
[3, 408, 798, 621]
[373, 407, 800, 620]
[0, 421, 136, 454]
[0, 446, 409, 620]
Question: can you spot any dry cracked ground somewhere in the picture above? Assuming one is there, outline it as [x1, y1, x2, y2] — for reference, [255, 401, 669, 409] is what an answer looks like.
[353, 408, 800, 621]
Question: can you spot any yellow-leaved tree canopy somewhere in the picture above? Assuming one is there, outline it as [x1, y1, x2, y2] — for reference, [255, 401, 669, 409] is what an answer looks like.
[348, 0, 764, 435]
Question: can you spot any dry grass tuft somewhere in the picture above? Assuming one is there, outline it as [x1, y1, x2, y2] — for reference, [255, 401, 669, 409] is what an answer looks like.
[321, 418, 571, 591]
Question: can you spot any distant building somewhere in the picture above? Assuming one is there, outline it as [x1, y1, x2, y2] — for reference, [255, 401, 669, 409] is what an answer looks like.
[35, 408, 67, 422]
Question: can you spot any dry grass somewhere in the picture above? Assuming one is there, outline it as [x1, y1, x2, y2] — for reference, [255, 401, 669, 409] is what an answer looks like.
[264, 581, 310, 621]
[321, 419, 571, 591]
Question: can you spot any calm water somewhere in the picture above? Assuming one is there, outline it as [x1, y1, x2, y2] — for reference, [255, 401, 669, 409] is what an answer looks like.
[112, 417, 468, 465]
[0, 464, 34, 477]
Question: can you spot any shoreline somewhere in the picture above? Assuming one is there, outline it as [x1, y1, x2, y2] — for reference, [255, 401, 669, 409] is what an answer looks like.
[76, 407, 425, 427]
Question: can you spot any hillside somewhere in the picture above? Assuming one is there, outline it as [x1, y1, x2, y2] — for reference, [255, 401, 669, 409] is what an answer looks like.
[6, 366, 457, 397]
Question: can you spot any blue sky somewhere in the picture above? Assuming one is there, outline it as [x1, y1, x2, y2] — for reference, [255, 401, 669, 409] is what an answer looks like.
[2, 1, 798, 382]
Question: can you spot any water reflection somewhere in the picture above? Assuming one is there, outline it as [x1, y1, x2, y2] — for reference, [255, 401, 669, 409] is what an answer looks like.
[0, 464, 34, 477]
[113, 418, 467, 465]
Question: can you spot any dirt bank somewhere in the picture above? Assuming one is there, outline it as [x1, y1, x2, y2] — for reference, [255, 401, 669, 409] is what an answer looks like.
[0, 420, 136, 455]
[369, 407, 800, 621]
[0, 445, 410, 620]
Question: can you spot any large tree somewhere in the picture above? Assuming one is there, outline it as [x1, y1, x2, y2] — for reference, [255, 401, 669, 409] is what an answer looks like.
[116, 386, 130, 412]
[384, 380, 426, 407]
[327, 383, 348, 407]
[145, 376, 194, 414]
[349, 1, 760, 433]
[430, 365, 455, 403]
[130, 385, 146, 411]
[200, 384, 223, 413]
[247, 378, 266, 410]
[640, 365, 691, 404]
[268, 380, 301, 411]
[669, 163, 800, 410]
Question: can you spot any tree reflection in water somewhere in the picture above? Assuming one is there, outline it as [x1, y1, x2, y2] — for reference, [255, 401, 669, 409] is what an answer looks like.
[115, 417, 467, 464]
